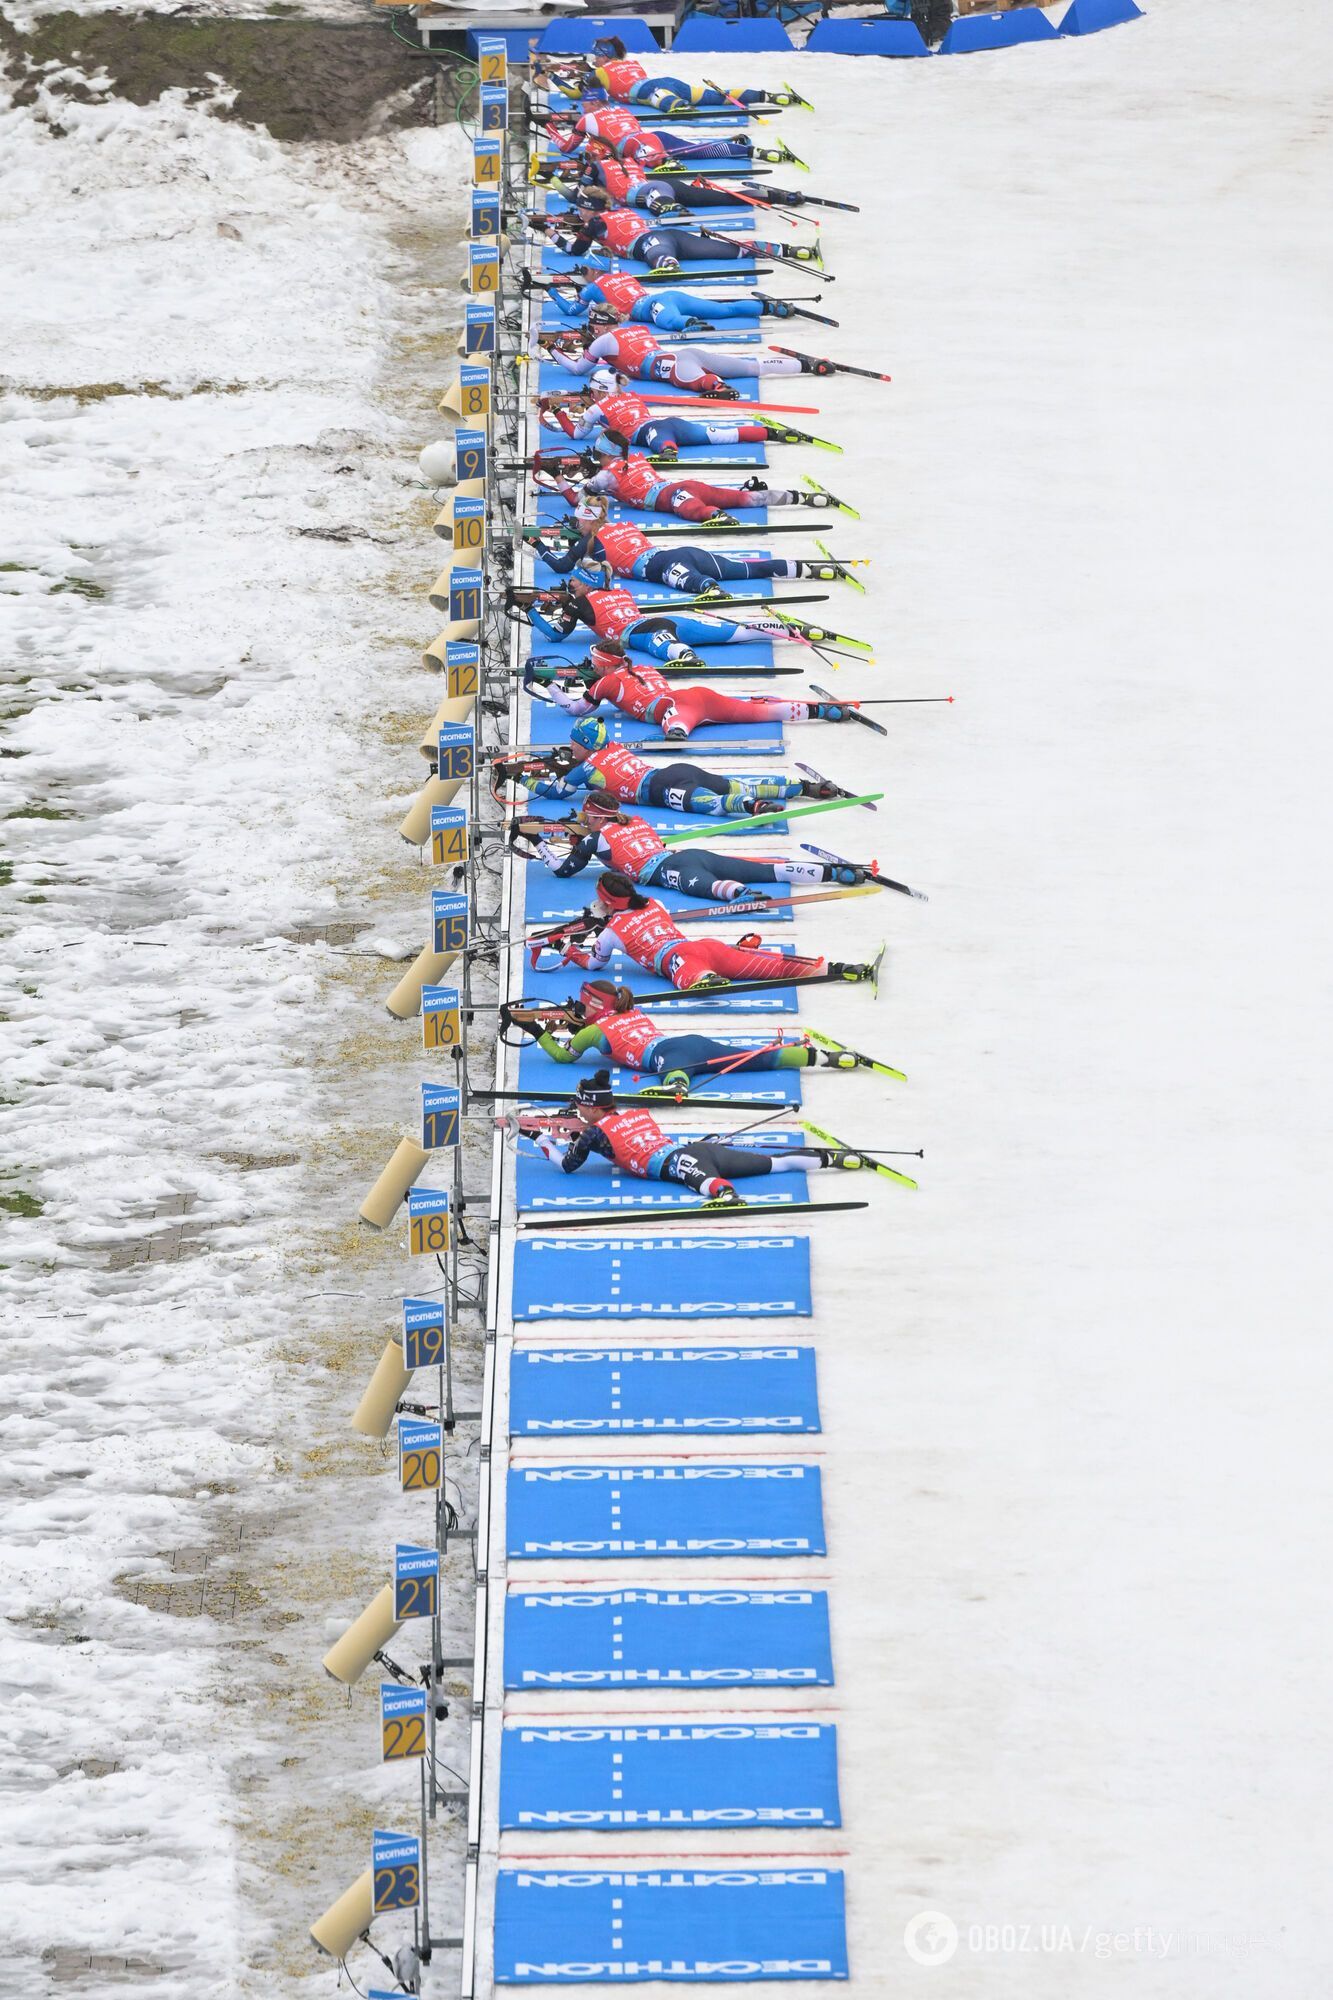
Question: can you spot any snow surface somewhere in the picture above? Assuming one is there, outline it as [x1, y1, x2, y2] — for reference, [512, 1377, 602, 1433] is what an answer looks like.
[478, 12, 1333, 2000]
[1, 79, 482, 1995]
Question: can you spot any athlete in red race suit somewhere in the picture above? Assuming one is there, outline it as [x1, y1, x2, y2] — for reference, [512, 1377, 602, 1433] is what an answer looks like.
[531, 643, 860, 739]
[531, 873, 877, 992]
[535, 449, 824, 524]
[522, 1068, 861, 1203]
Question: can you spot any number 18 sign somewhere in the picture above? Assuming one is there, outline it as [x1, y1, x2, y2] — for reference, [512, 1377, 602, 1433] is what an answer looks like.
[407, 1185, 450, 1258]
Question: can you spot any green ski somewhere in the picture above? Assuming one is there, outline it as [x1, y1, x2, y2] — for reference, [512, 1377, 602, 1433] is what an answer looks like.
[798, 1118, 918, 1189]
[803, 1028, 906, 1081]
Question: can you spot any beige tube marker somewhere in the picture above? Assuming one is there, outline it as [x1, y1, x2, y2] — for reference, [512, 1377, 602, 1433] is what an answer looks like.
[423, 622, 480, 667]
[433, 480, 486, 538]
[309, 1871, 375, 1959]
[386, 946, 460, 1022]
[359, 1138, 430, 1231]
[321, 1583, 404, 1687]
[352, 1340, 414, 1440]
[399, 771, 466, 848]
[420, 692, 477, 761]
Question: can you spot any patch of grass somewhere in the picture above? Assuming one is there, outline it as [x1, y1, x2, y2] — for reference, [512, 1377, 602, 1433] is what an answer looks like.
[0, 379, 252, 404]
[50, 577, 106, 600]
[6, 806, 75, 821]
[0, 863, 12, 886]
[21, 895, 47, 904]
[0, 1191, 44, 1219]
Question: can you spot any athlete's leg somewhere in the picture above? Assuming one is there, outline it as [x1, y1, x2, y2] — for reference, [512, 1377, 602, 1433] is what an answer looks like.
[683, 937, 828, 985]
[639, 549, 714, 595]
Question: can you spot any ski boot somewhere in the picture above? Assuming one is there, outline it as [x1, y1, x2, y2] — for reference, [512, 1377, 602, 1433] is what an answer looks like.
[685, 971, 731, 991]
[756, 294, 797, 320]
[761, 422, 816, 446]
[818, 1047, 862, 1070]
[695, 384, 740, 401]
[796, 559, 851, 585]
[816, 1147, 867, 1170]
[701, 511, 741, 528]
[706, 1183, 747, 1207]
[777, 240, 822, 269]
[795, 355, 834, 375]
[817, 859, 868, 882]
[779, 81, 813, 110]
[644, 1066, 693, 1101]
[798, 776, 841, 800]
[692, 580, 727, 602]
[800, 476, 859, 518]
[755, 139, 808, 172]
[827, 959, 877, 983]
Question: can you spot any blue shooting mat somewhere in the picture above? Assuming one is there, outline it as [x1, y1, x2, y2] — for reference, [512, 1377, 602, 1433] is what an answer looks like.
[493, 1865, 849, 1983]
[538, 363, 759, 405]
[545, 191, 753, 232]
[516, 1132, 809, 1217]
[499, 1718, 840, 1831]
[534, 492, 773, 527]
[527, 696, 784, 753]
[512, 1231, 812, 1323]
[535, 419, 768, 468]
[528, 565, 778, 610]
[509, 1340, 820, 1436]
[541, 246, 759, 280]
[515, 1040, 804, 1108]
[505, 1458, 826, 1558]
[513, 799, 788, 844]
[519, 631, 778, 672]
[519, 943, 802, 1017]
[541, 300, 766, 336]
[502, 1584, 835, 1689]
[521, 861, 794, 926]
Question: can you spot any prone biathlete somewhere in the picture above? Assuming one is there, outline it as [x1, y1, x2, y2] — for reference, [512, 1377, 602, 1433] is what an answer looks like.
[526, 643, 860, 735]
[531, 870, 879, 991]
[546, 150, 773, 218]
[521, 1074, 860, 1209]
[542, 266, 800, 334]
[493, 720, 844, 818]
[535, 43, 809, 113]
[533, 449, 836, 524]
[510, 579, 816, 661]
[541, 103, 796, 172]
[540, 384, 782, 456]
[511, 790, 868, 898]
[542, 324, 827, 388]
[529, 507, 846, 595]
[506, 988, 878, 1096]
[533, 203, 821, 273]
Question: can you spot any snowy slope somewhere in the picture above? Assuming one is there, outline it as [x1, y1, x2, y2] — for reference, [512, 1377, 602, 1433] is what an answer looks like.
[478, 10, 1333, 1998]
[1, 84, 478, 1994]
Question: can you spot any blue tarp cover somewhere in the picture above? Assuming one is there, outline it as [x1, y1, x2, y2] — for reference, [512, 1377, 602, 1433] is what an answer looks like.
[503, 1585, 835, 1688]
[494, 1866, 848, 1983]
[506, 1458, 826, 1558]
[509, 1340, 821, 1434]
[500, 1719, 840, 1829]
[512, 1230, 813, 1322]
